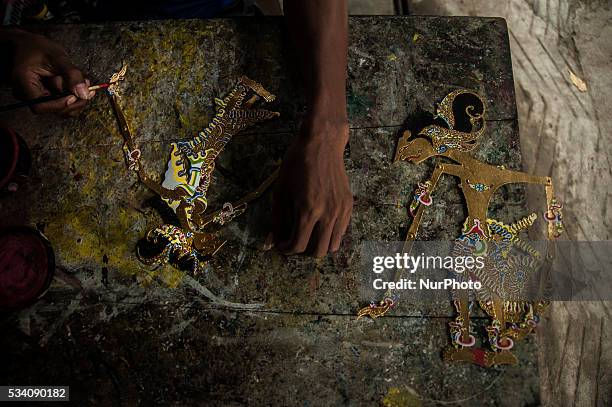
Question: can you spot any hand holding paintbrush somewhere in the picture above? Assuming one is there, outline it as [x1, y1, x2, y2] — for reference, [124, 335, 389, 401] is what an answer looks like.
[0, 81, 109, 114]
[1, 28, 98, 116]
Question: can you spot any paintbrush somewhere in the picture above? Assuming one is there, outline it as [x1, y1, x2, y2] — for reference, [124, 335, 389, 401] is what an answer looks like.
[0, 83, 110, 113]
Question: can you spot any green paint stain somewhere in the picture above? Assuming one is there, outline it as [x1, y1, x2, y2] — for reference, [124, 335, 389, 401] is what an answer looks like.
[347, 90, 373, 119]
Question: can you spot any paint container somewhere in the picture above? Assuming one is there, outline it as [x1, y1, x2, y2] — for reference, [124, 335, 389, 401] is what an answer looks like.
[0, 227, 55, 312]
[0, 128, 31, 195]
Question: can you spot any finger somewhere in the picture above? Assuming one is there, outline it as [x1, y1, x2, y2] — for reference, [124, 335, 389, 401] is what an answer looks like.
[58, 91, 96, 117]
[329, 208, 352, 253]
[52, 57, 91, 99]
[45, 77, 95, 102]
[12, 72, 68, 114]
[31, 95, 78, 114]
[84, 79, 97, 99]
[57, 98, 88, 117]
[311, 218, 335, 257]
[278, 212, 317, 255]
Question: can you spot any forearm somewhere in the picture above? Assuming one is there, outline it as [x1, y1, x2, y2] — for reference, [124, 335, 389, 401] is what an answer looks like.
[284, 0, 349, 144]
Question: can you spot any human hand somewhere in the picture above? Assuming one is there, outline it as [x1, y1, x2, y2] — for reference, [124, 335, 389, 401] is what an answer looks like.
[4, 29, 95, 116]
[269, 119, 353, 257]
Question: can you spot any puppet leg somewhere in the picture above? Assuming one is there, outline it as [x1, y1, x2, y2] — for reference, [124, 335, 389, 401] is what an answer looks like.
[483, 299, 519, 366]
[443, 297, 482, 365]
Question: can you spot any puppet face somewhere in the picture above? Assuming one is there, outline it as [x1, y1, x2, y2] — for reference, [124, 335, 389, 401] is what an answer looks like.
[394, 132, 436, 164]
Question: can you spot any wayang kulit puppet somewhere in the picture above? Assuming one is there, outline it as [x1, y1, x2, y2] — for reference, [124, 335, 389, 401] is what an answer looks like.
[104, 63, 280, 277]
[358, 89, 564, 367]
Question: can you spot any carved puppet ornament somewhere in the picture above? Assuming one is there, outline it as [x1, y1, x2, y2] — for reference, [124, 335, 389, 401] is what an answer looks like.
[358, 89, 564, 368]
[106, 63, 280, 278]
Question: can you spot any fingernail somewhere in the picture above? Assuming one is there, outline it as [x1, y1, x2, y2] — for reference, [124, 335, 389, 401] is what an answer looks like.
[66, 95, 77, 106]
[263, 233, 274, 251]
[88, 90, 96, 98]
[74, 83, 90, 99]
[85, 79, 91, 87]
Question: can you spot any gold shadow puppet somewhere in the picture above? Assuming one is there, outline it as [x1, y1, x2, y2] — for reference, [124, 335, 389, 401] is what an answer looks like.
[358, 89, 564, 368]
[105, 63, 280, 277]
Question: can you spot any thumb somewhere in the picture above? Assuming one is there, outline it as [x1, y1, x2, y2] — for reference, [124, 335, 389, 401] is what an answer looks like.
[52, 56, 91, 100]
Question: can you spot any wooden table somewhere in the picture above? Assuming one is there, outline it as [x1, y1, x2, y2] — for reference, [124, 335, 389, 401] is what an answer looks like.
[0, 17, 540, 405]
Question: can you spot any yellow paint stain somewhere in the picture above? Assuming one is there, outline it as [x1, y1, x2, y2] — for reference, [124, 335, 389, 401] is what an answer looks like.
[383, 387, 422, 407]
[387, 53, 397, 61]
[412, 33, 422, 44]
[43, 207, 102, 266]
[40, 152, 185, 287]
[159, 267, 184, 288]
[120, 25, 214, 140]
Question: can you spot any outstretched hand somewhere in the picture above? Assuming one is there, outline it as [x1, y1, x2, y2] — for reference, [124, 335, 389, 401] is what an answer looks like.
[269, 119, 353, 257]
[5, 29, 95, 116]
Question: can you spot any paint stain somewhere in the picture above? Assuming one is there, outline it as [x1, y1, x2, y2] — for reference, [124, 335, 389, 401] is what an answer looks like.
[383, 387, 422, 407]
[347, 90, 373, 119]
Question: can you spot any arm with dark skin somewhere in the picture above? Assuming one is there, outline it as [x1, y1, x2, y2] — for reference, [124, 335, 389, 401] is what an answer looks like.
[270, 0, 353, 257]
[0, 28, 95, 116]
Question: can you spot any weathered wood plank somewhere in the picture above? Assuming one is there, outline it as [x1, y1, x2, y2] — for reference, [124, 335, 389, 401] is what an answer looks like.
[0, 304, 540, 406]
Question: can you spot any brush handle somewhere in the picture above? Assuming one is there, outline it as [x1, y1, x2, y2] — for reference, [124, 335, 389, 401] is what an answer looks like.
[0, 84, 109, 113]
[0, 91, 72, 113]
